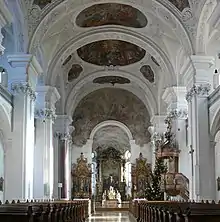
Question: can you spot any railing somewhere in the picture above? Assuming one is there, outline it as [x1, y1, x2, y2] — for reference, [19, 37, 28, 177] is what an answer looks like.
[161, 172, 189, 200]
[130, 199, 220, 222]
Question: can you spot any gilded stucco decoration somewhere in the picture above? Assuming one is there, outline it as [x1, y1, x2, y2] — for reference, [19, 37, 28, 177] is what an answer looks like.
[68, 64, 83, 82]
[75, 3, 147, 28]
[168, 0, 190, 12]
[77, 40, 146, 66]
[140, 65, 155, 83]
[72, 88, 151, 146]
[93, 76, 130, 85]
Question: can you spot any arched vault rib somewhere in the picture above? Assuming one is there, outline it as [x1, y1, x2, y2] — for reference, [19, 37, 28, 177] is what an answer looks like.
[65, 70, 157, 118]
[47, 27, 176, 86]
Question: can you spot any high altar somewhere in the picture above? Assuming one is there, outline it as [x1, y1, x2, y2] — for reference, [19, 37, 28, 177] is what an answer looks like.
[71, 153, 92, 198]
[95, 147, 126, 202]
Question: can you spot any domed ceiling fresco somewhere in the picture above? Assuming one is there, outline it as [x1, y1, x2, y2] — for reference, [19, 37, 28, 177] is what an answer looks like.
[77, 40, 146, 66]
[76, 3, 147, 28]
[72, 88, 151, 146]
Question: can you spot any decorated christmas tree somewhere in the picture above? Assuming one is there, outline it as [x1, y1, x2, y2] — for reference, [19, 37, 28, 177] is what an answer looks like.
[145, 157, 167, 200]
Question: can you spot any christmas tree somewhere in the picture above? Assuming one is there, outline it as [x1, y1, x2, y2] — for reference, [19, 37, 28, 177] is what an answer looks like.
[145, 157, 167, 200]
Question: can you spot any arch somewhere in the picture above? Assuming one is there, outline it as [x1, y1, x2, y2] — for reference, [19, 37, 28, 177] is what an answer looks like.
[65, 70, 157, 118]
[48, 27, 175, 86]
[90, 120, 133, 141]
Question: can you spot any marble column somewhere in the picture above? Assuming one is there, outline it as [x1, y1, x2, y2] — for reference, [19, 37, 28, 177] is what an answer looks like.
[34, 86, 60, 199]
[0, 1, 12, 55]
[5, 54, 42, 201]
[54, 115, 73, 199]
[184, 55, 216, 201]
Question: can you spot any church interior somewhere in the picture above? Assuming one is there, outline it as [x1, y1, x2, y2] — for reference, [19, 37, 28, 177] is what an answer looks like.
[1, 0, 220, 221]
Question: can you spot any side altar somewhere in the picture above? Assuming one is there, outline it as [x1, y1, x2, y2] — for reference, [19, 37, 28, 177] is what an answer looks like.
[71, 153, 92, 198]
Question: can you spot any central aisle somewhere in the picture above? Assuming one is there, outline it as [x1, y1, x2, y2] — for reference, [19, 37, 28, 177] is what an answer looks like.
[86, 212, 136, 222]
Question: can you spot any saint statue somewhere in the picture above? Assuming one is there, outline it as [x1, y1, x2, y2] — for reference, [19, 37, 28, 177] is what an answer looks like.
[116, 190, 121, 204]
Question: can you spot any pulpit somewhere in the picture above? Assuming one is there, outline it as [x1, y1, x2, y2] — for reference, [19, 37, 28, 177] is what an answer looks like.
[71, 153, 92, 198]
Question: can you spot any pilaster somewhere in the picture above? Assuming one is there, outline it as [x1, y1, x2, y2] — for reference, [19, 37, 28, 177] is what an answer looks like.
[185, 55, 215, 201]
[34, 86, 60, 199]
[5, 54, 42, 201]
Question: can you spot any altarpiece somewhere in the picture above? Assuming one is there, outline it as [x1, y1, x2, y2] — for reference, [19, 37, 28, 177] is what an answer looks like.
[131, 153, 151, 198]
[71, 153, 92, 198]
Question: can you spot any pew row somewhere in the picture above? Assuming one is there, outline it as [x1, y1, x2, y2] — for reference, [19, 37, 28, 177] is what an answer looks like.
[0, 200, 89, 222]
[130, 199, 220, 222]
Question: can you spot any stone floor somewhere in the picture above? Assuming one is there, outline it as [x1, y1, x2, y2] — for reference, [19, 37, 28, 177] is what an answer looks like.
[86, 212, 136, 222]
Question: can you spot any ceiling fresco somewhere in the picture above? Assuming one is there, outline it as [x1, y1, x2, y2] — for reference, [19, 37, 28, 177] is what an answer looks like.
[93, 125, 130, 152]
[68, 64, 83, 82]
[168, 0, 190, 11]
[140, 65, 155, 83]
[72, 88, 151, 146]
[75, 3, 147, 28]
[93, 76, 130, 85]
[77, 40, 146, 66]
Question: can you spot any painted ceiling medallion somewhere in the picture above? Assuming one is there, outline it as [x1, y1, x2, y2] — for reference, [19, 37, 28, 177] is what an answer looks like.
[76, 3, 147, 28]
[33, 0, 52, 9]
[168, 0, 190, 11]
[77, 40, 146, 66]
[68, 64, 83, 82]
[140, 65, 155, 83]
[93, 76, 130, 85]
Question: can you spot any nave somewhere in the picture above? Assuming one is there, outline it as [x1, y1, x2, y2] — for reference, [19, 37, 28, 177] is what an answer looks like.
[86, 212, 135, 222]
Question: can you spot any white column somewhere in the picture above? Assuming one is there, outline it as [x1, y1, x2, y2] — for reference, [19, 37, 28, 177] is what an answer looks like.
[184, 55, 216, 201]
[162, 87, 189, 176]
[34, 86, 60, 199]
[130, 140, 140, 164]
[5, 54, 42, 201]
[214, 131, 220, 201]
[0, 1, 12, 55]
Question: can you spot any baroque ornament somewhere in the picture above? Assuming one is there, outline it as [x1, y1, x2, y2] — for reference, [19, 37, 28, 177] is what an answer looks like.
[35, 108, 57, 121]
[167, 109, 188, 119]
[185, 84, 211, 102]
[11, 82, 36, 101]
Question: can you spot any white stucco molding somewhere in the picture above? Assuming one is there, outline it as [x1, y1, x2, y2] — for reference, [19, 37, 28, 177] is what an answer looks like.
[65, 70, 157, 118]
[90, 120, 133, 141]
[47, 27, 175, 86]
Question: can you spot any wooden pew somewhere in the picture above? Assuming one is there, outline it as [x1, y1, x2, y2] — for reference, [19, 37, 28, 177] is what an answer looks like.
[130, 200, 220, 222]
[0, 199, 89, 222]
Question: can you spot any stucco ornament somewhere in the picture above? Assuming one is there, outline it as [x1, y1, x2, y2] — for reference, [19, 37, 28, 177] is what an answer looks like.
[185, 84, 211, 102]
[72, 88, 151, 146]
